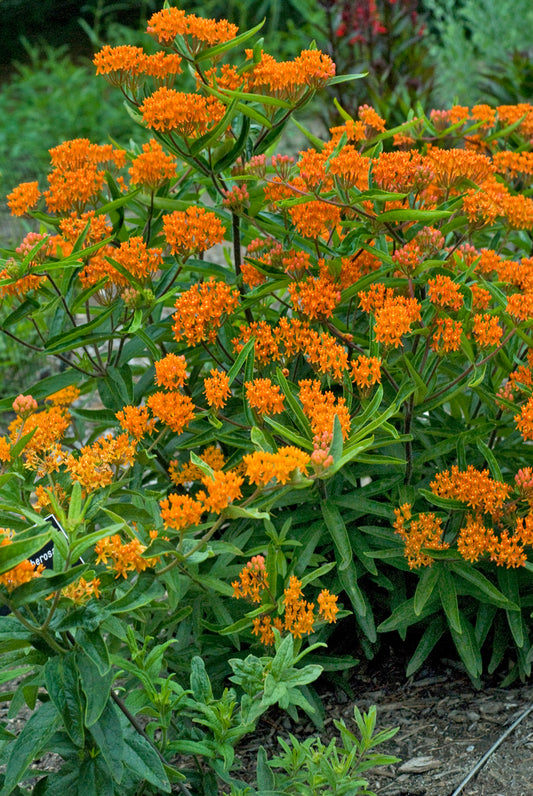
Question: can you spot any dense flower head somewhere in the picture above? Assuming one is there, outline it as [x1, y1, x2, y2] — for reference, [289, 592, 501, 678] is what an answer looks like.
[147, 7, 238, 51]
[116, 405, 156, 439]
[154, 353, 188, 390]
[430, 465, 510, 515]
[245, 378, 285, 416]
[163, 207, 226, 257]
[9, 406, 70, 457]
[197, 469, 243, 514]
[247, 49, 335, 100]
[7, 181, 41, 216]
[371, 150, 431, 194]
[350, 355, 382, 389]
[108, 236, 163, 283]
[93, 45, 182, 90]
[61, 577, 101, 603]
[232, 555, 269, 603]
[172, 278, 239, 345]
[129, 139, 177, 189]
[428, 274, 464, 310]
[204, 369, 231, 410]
[159, 493, 204, 531]
[289, 199, 341, 240]
[393, 504, 449, 568]
[140, 88, 225, 136]
[146, 391, 195, 434]
[298, 379, 351, 440]
[243, 447, 311, 486]
[288, 275, 341, 319]
[471, 313, 503, 347]
[65, 433, 137, 493]
[432, 317, 463, 353]
[44, 138, 125, 213]
[95, 532, 159, 578]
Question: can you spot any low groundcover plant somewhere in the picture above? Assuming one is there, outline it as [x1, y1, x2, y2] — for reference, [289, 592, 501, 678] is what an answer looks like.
[1, 1, 533, 792]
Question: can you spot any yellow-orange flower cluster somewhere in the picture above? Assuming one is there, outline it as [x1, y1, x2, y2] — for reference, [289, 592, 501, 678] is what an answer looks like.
[0, 529, 45, 591]
[243, 447, 310, 486]
[95, 532, 159, 578]
[163, 207, 226, 257]
[172, 278, 239, 345]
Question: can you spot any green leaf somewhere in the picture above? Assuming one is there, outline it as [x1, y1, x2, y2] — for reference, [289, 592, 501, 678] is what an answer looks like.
[475, 440, 503, 482]
[0, 701, 61, 796]
[320, 500, 352, 571]
[498, 569, 524, 649]
[122, 732, 173, 792]
[44, 654, 84, 747]
[108, 572, 165, 614]
[438, 568, 462, 634]
[227, 337, 255, 385]
[256, 746, 275, 791]
[450, 613, 483, 679]
[327, 72, 367, 85]
[414, 566, 440, 616]
[89, 701, 124, 783]
[8, 564, 87, 609]
[406, 616, 447, 677]
[77, 651, 115, 727]
[450, 562, 518, 610]
[338, 560, 366, 618]
[76, 627, 111, 676]
[190, 656, 213, 703]
[377, 208, 453, 222]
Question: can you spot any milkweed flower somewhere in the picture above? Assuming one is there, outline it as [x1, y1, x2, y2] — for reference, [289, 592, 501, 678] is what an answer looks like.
[350, 355, 382, 389]
[232, 555, 269, 603]
[129, 139, 177, 189]
[204, 369, 231, 410]
[299, 379, 351, 440]
[163, 207, 226, 257]
[197, 469, 243, 514]
[95, 533, 159, 578]
[430, 465, 510, 515]
[243, 447, 311, 486]
[472, 313, 503, 347]
[169, 445, 225, 486]
[154, 353, 188, 390]
[0, 529, 45, 591]
[116, 405, 157, 439]
[159, 494, 204, 531]
[146, 391, 195, 434]
[172, 279, 239, 345]
[147, 7, 238, 51]
[393, 504, 449, 569]
[432, 317, 463, 353]
[140, 88, 225, 137]
[245, 378, 285, 416]
[7, 181, 40, 216]
[46, 386, 80, 407]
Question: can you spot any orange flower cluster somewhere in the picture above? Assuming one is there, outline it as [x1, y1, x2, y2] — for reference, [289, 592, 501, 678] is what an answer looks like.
[428, 275, 464, 310]
[159, 494, 204, 531]
[243, 447, 311, 486]
[155, 353, 188, 390]
[247, 49, 335, 100]
[163, 207, 226, 257]
[393, 504, 449, 568]
[0, 529, 45, 591]
[61, 577, 101, 603]
[172, 278, 239, 345]
[95, 532, 159, 578]
[233, 557, 338, 645]
[232, 555, 269, 603]
[7, 181, 41, 216]
[94, 45, 182, 90]
[146, 391, 195, 435]
[140, 88, 225, 137]
[44, 138, 125, 214]
[359, 284, 421, 348]
[233, 318, 349, 380]
[65, 433, 137, 493]
[9, 406, 70, 468]
[288, 276, 340, 319]
[129, 139, 177, 189]
[515, 396, 533, 441]
[245, 378, 285, 416]
[299, 378, 351, 440]
[46, 386, 80, 407]
[430, 465, 510, 515]
[204, 369, 231, 410]
[289, 199, 341, 240]
[197, 469, 243, 514]
[116, 405, 157, 440]
[471, 313, 503, 347]
[432, 317, 463, 353]
[147, 7, 238, 51]
[350, 355, 382, 389]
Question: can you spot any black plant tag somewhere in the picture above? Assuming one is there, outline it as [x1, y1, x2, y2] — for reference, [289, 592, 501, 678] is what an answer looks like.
[0, 514, 74, 616]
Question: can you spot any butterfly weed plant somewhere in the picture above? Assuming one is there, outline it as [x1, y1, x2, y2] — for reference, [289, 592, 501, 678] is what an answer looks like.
[1, 1, 533, 792]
